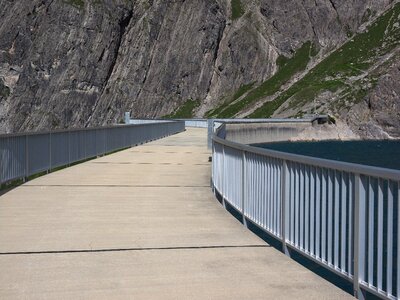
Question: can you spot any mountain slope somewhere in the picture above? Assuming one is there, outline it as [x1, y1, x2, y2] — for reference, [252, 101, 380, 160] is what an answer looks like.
[0, 0, 398, 136]
[212, 2, 400, 137]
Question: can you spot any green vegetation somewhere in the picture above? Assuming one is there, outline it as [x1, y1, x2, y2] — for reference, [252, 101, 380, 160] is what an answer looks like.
[164, 99, 200, 118]
[231, 0, 244, 20]
[0, 80, 10, 98]
[232, 82, 255, 100]
[205, 82, 254, 117]
[249, 3, 400, 118]
[209, 41, 316, 118]
[64, 0, 85, 9]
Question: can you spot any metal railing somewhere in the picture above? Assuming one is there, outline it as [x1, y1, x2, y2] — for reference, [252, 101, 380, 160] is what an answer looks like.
[127, 117, 323, 148]
[177, 119, 209, 128]
[1, 121, 184, 185]
[128, 119, 173, 125]
[212, 123, 400, 300]
[128, 118, 209, 128]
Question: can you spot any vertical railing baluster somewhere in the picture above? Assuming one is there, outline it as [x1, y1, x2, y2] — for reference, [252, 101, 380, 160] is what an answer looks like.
[377, 179, 383, 291]
[397, 181, 400, 299]
[305, 166, 310, 253]
[25, 134, 29, 181]
[348, 175, 354, 275]
[276, 160, 280, 235]
[310, 166, 315, 256]
[386, 181, 393, 297]
[270, 159, 273, 232]
[277, 161, 282, 236]
[254, 156, 261, 224]
[268, 159, 272, 230]
[368, 177, 374, 286]
[272, 161, 276, 233]
[300, 164, 304, 250]
[222, 145, 225, 208]
[341, 172, 347, 273]
[68, 130, 71, 166]
[268, 158, 272, 231]
[328, 170, 333, 266]
[259, 157, 263, 226]
[295, 164, 300, 247]
[290, 164, 295, 244]
[322, 169, 327, 262]
[261, 158, 264, 227]
[242, 151, 247, 227]
[49, 131, 52, 172]
[282, 160, 289, 255]
[316, 168, 321, 259]
[334, 171, 340, 269]
[354, 174, 366, 300]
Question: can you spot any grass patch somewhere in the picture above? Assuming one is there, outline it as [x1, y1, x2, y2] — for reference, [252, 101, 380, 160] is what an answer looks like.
[212, 41, 315, 118]
[249, 3, 400, 118]
[64, 0, 85, 9]
[232, 82, 255, 100]
[206, 82, 255, 117]
[329, 75, 379, 112]
[231, 0, 244, 20]
[164, 99, 200, 118]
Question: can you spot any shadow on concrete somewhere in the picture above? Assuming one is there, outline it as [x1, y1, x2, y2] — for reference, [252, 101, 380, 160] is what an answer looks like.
[214, 189, 358, 298]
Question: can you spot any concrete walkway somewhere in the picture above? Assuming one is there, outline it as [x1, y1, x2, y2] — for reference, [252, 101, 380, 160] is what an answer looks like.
[0, 128, 352, 299]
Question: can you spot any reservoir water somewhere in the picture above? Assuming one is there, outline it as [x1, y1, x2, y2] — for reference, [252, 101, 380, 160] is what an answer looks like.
[253, 140, 400, 170]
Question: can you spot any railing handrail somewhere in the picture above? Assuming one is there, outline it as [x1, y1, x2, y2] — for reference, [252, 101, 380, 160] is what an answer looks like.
[0, 121, 180, 138]
[1, 121, 185, 186]
[211, 121, 400, 299]
[211, 118, 318, 124]
[213, 124, 400, 181]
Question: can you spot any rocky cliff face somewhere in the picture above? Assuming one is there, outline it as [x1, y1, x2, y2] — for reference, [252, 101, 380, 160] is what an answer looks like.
[0, 0, 398, 136]
[0, 0, 132, 131]
[347, 59, 400, 138]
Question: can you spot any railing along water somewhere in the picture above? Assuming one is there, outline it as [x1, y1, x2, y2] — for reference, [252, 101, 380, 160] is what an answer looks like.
[212, 123, 400, 300]
[0, 121, 184, 185]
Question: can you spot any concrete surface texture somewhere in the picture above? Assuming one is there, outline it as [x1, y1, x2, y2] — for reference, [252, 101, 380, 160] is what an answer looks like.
[0, 128, 353, 299]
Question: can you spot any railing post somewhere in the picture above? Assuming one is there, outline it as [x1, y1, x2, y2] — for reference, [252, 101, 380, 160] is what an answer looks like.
[24, 135, 28, 181]
[397, 181, 400, 299]
[207, 119, 214, 149]
[242, 150, 247, 227]
[49, 131, 52, 173]
[211, 143, 215, 191]
[353, 173, 366, 300]
[222, 144, 226, 209]
[281, 160, 290, 255]
[68, 130, 71, 166]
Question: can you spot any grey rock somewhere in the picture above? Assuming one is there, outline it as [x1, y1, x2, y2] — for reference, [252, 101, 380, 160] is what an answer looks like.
[348, 60, 400, 138]
[0, 0, 396, 134]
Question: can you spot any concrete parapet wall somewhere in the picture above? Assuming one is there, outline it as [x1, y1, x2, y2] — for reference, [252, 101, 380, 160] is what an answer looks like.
[225, 122, 313, 144]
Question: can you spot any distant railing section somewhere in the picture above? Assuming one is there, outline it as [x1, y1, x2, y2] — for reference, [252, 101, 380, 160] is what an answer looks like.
[128, 118, 209, 128]
[212, 122, 400, 300]
[127, 116, 324, 148]
[176, 119, 209, 128]
[0, 122, 184, 185]
[128, 119, 172, 125]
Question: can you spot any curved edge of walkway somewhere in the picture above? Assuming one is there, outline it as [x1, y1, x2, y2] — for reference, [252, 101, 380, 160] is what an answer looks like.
[0, 128, 354, 299]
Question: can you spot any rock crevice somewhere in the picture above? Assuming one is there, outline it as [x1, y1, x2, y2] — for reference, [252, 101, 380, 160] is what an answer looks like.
[0, 0, 397, 137]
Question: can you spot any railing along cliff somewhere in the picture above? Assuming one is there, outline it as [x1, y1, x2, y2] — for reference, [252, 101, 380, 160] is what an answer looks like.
[212, 122, 400, 300]
[0, 121, 184, 185]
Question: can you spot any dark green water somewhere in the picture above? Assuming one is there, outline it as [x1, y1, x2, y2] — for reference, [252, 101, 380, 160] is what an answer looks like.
[253, 140, 400, 170]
